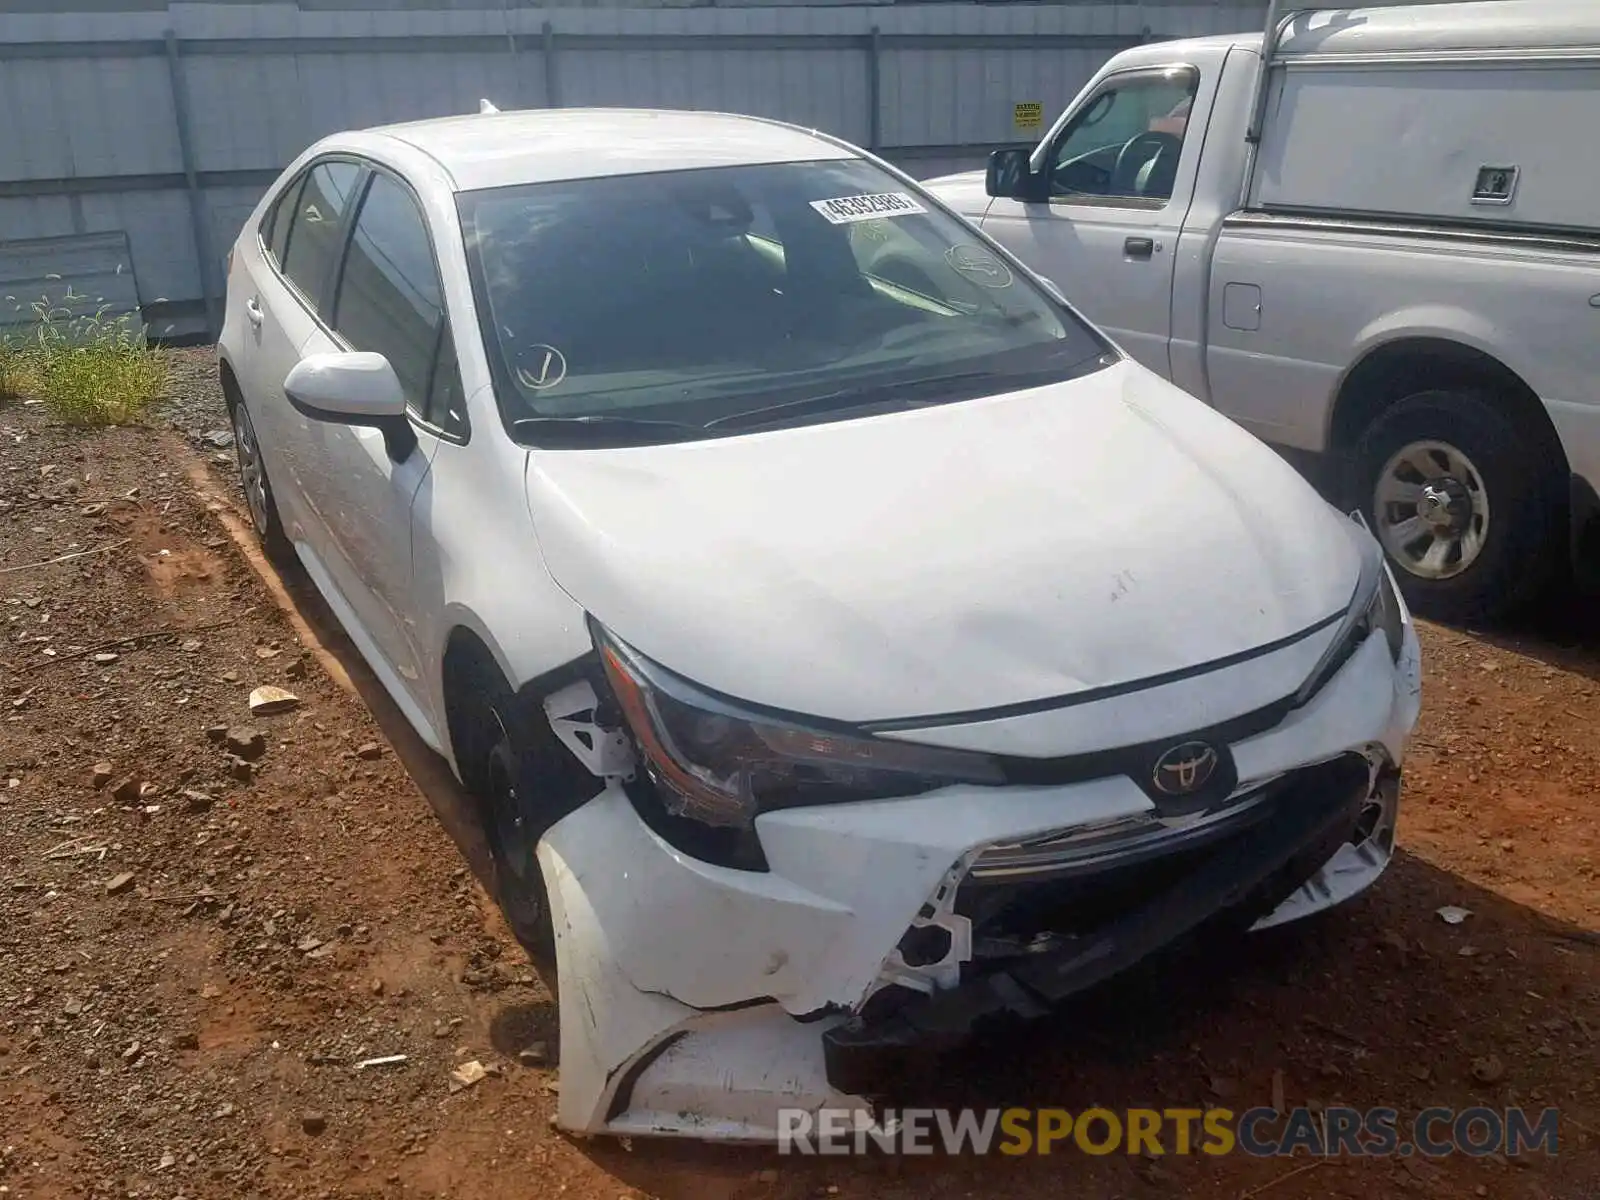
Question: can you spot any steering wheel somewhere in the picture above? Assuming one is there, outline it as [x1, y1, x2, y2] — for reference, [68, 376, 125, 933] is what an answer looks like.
[1111, 131, 1182, 196]
[1051, 156, 1111, 193]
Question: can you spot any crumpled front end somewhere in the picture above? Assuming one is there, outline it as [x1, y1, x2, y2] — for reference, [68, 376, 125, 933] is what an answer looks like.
[537, 600, 1421, 1141]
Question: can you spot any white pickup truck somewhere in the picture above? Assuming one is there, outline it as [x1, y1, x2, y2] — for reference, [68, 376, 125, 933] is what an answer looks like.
[923, 0, 1600, 621]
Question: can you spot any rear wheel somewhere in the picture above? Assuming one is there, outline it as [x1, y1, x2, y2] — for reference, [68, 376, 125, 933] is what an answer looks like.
[447, 654, 557, 963]
[229, 395, 294, 566]
[1353, 389, 1562, 622]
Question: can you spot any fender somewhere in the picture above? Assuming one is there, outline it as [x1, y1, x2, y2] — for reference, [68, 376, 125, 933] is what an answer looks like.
[419, 433, 593, 773]
[429, 598, 591, 775]
[1329, 306, 1540, 444]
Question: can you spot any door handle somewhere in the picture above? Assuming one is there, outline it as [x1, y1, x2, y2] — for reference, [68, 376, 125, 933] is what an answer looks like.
[1124, 237, 1155, 260]
[245, 297, 264, 328]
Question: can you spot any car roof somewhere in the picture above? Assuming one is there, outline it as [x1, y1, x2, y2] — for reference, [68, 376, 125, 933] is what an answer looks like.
[356, 107, 858, 192]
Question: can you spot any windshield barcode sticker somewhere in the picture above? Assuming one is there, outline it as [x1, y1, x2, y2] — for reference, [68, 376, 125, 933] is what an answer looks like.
[810, 192, 927, 225]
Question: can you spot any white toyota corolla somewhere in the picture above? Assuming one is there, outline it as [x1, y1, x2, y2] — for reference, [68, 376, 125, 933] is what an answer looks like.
[219, 106, 1422, 1142]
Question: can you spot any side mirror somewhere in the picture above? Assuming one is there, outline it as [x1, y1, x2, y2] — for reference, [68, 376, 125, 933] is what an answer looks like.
[284, 351, 416, 461]
[986, 147, 1046, 202]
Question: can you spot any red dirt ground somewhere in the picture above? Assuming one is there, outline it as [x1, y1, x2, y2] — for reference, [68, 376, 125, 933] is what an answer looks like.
[1, 386, 1595, 1199]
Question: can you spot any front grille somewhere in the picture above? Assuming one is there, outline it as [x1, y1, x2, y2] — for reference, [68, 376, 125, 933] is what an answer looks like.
[957, 753, 1371, 958]
[968, 773, 1288, 884]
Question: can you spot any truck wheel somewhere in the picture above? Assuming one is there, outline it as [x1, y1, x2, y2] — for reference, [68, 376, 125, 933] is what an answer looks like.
[1353, 389, 1561, 622]
[447, 656, 557, 964]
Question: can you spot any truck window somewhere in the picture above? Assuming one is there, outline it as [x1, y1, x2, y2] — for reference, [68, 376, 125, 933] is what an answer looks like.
[1045, 67, 1199, 207]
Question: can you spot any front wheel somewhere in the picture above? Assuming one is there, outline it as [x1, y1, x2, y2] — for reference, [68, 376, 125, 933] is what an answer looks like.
[1352, 389, 1562, 623]
[448, 659, 557, 964]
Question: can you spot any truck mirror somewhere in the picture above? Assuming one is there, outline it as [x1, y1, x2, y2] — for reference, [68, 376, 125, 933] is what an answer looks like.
[987, 148, 1043, 202]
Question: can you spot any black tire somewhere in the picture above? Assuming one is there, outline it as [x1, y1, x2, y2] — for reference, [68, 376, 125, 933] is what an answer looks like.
[446, 653, 557, 964]
[227, 393, 295, 566]
[1352, 389, 1562, 623]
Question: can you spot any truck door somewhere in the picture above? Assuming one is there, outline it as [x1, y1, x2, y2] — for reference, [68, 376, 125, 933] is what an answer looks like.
[979, 64, 1207, 378]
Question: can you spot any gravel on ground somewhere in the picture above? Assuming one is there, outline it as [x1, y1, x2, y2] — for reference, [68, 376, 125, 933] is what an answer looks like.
[0, 350, 1595, 1199]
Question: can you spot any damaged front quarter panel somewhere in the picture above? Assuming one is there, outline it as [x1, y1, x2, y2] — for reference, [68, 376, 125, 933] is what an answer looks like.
[530, 732, 1157, 1138]
[535, 785, 878, 1138]
[542, 678, 637, 784]
[527, 678, 881, 1137]
[526, 666, 1180, 1138]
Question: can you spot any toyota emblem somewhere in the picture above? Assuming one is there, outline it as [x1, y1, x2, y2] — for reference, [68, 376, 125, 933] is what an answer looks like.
[1152, 741, 1220, 797]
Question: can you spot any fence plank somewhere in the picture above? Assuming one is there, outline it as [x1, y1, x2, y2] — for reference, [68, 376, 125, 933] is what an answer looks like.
[0, 3, 1268, 341]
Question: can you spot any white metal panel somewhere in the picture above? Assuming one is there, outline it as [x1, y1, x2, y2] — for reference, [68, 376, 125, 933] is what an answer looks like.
[180, 54, 312, 172]
[880, 46, 1107, 148]
[77, 56, 179, 179]
[1252, 63, 1600, 230]
[291, 51, 530, 149]
[0, 10, 167, 40]
[0, 57, 180, 182]
[559, 48, 868, 145]
[1163, 2, 1271, 38]
[170, 1, 301, 39]
[0, 3, 1273, 334]
[1276, 0, 1600, 60]
[202, 186, 269, 318]
[0, 198, 77, 251]
[77, 191, 198, 308]
[0, 231, 140, 341]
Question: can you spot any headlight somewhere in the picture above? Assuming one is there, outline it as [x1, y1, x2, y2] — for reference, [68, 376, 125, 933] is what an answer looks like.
[596, 626, 1004, 831]
[1364, 561, 1406, 663]
[1294, 513, 1408, 706]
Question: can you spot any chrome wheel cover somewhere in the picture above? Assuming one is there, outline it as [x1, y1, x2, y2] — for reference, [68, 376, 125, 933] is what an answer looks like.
[1374, 439, 1490, 580]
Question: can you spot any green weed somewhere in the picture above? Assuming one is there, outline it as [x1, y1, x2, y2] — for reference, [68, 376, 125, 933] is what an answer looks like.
[2, 289, 168, 426]
[0, 336, 36, 400]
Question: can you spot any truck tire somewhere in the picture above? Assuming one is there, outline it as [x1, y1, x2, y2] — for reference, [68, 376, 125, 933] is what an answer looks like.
[1352, 389, 1561, 623]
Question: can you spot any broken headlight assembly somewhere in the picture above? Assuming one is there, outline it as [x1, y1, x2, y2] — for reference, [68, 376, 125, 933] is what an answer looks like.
[1293, 515, 1407, 708]
[595, 625, 1004, 840]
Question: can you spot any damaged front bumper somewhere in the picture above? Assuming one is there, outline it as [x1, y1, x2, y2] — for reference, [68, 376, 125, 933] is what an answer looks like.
[537, 625, 1421, 1141]
[822, 751, 1392, 1094]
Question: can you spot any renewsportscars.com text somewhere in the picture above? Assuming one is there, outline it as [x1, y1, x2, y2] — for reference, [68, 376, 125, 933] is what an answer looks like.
[778, 1106, 1561, 1158]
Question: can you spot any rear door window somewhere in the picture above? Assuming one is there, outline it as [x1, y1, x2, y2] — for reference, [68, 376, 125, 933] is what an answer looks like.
[278, 160, 362, 313]
[261, 174, 304, 268]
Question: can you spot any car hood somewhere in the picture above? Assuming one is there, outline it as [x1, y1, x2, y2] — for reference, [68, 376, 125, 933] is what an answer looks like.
[523, 360, 1360, 724]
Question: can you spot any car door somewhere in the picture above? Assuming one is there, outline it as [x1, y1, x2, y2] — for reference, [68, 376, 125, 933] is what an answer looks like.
[314, 167, 466, 715]
[979, 65, 1203, 378]
[240, 159, 363, 550]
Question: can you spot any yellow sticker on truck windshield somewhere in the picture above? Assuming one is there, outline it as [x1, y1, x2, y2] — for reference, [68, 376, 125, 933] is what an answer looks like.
[810, 192, 927, 225]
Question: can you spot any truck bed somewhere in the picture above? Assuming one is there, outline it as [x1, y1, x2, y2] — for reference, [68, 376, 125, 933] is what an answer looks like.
[1202, 208, 1600, 506]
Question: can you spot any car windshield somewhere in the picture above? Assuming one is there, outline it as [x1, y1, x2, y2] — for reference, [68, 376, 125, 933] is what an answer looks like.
[457, 158, 1112, 444]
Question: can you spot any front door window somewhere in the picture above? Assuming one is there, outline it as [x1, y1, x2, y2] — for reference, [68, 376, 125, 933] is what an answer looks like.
[1045, 67, 1199, 207]
[330, 172, 467, 439]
